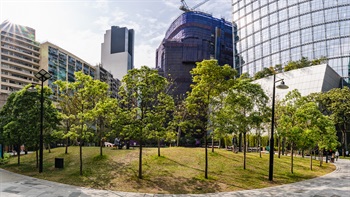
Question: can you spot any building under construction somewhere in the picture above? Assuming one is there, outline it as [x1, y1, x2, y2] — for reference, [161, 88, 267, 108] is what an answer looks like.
[156, 11, 237, 97]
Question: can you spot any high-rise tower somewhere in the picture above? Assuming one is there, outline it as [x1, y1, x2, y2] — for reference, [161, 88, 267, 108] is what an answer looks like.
[101, 26, 134, 81]
[232, 0, 350, 77]
[0, 21, 41, 107]
[156, 12, 236, 97]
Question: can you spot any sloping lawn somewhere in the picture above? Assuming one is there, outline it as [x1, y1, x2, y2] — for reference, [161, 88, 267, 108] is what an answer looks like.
[1, 147, 335, 194]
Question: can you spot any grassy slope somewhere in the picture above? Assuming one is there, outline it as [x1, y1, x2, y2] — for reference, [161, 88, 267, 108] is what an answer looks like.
[1, 147, 335, 194]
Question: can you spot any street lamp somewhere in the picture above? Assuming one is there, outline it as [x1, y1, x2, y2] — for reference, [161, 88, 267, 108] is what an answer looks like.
[34, 69, 52, 173]
[269, 73, 288, 181]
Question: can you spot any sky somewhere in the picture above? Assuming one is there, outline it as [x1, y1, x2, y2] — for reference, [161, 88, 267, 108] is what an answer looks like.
[0, 0, 232, 68]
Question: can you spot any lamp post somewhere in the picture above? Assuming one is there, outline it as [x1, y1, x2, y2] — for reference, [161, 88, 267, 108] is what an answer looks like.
[269, 73, 288, 181]
[34, 69, 52, 173]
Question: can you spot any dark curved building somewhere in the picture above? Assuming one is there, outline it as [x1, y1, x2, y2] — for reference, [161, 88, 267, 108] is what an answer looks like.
[156, 12, 236, 97]
[232, 0, 350, 78]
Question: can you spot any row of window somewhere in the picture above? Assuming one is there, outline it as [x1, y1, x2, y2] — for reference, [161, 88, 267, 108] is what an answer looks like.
[237, 6, 350, 38]
[240, 21, 350, 52]
[233, 0, 350, 21]
[242, 37, 350, 64]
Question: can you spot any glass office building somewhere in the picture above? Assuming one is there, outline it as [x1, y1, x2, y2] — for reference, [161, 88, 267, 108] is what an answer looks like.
[156, 11, 235, 97]
[232, 0, 350, 78]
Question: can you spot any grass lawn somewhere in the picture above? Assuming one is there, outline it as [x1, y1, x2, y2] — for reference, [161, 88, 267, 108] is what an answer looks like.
[1, 147, 335, 194]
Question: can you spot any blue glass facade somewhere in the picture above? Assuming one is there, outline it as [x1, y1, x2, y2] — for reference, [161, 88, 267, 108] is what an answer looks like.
[156, 12, 236, 97]
[233, 0, 350, 78]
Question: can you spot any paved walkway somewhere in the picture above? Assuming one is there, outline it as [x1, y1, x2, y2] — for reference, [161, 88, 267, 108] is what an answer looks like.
[1, 159, 349, 197]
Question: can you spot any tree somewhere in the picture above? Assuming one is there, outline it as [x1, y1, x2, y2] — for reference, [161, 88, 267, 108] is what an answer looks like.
[186, 59, 236, 179]
[277, 90, 306, 173]
[313, 87, 350, 157]
[293, 102, 337, 170]
[223, 77, 269, 169]
[118, 66, 171, 179]
[87, 97, 119, 156]
[55, 71, 108, 175]
[0, 84, 59, 165]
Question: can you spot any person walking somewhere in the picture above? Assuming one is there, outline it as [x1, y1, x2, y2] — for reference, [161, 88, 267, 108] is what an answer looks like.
[335, 150, 339, 161]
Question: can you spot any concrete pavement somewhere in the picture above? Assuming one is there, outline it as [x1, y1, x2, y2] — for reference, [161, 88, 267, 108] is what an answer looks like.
[1, 159, 349, 197]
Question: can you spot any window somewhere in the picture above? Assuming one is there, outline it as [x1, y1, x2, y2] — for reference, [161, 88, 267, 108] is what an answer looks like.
[279, 20, 289, 35]
[254, 32, 261, 44]
[290, 31, 300, 47]
[253, 20, 260, 32]
[278, 0, 287, 9]
[288, 5, 299, 18]
[289, 17, 299, 32]
[247, 23, 253, 35]
[252, 0, 260, 10]
[300, 14, 311, 28]
[262, 28, 269, 42]
[339, 6, 350, 20]
[262, 42, 270, 56]
[341, 37, 350, 55]
[280, 34, 290, 50]
[327, 39, 341, 58]
[291, 47, 301, 61]
[262, 56, 271, 67]
[299, 1, 311, 14]
[269, 2, 277, 12]
[312, 0, 324, 10]
[271, 38, 279, 53]
[302, 44, 313, 59]
[325, 8, 339, 22]
[326, 23, 339, 38]
[269, 12, 278, 25]
[261, 16, 269, 28]
[271, 53, 280, 67]
[301, 28, 313, 43]
[270, 24, 278, 38]
[253, 10, 260, 21]
[313, 25, 326, 41]
[261, 5, 268, 17]
[278, 8, 288, 21]
[280, 50, 290, 64]
[312, 11, 324, 25]
[255, 44, 262, 58]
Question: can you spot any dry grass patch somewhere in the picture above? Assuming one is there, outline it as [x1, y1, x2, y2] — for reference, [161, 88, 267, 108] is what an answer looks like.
[1, 147, 335, 194]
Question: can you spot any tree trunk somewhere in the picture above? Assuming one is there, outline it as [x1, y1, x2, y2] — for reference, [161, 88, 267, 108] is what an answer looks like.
[218, 138, 221, 149]
[259, 136, 262, 158]
[65, 120, 69, 154]
[302, 149, 304, 158]
[291, 143, 294, 174]
[310, 149, 313, 171]
[319, 149, 323, 167]
[243, 132, 246, 170]
[17, 144, 20, 166]
[282, 137, 285, 155]
[79, 141, 83, 176]
[205, 132, 208, 179]
[238, 133, 242, 152]
[342, 131, 346, 157]
[36, 148, 38, 168]
[65, 137, 69, 154]
[278, 135, 281, 158]
[176, 127, 181, 147]
[48, 143, 51, 153]
[138, 137, 143, 179]
[157, 138, 161, 157]
[211, 136, 214, 153]
[99, 118, 103, 156]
